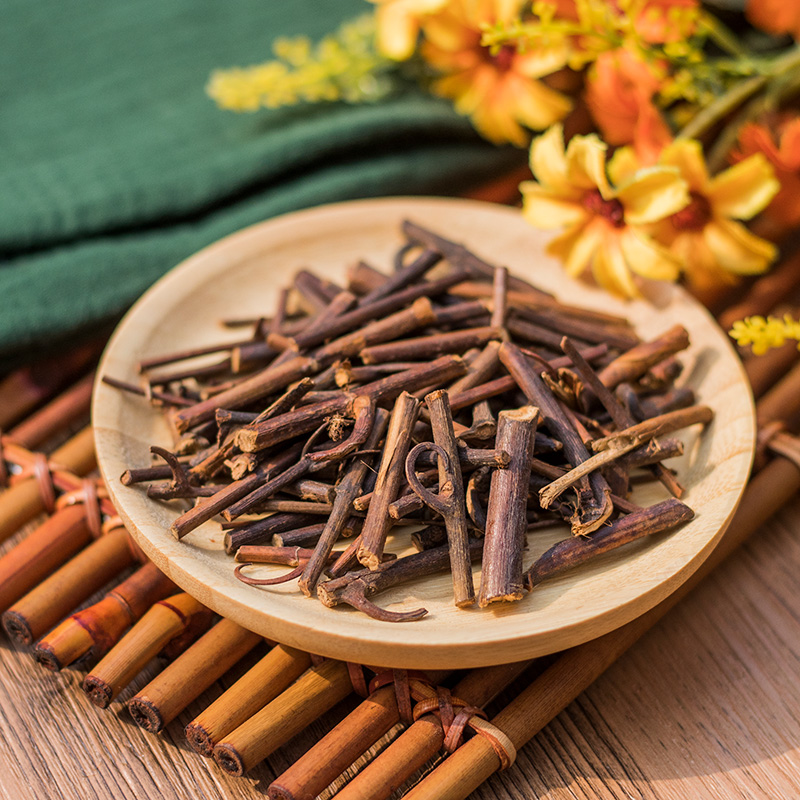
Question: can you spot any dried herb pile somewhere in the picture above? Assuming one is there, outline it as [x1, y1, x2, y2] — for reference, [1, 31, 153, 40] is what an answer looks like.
[109, 221, 712, 621]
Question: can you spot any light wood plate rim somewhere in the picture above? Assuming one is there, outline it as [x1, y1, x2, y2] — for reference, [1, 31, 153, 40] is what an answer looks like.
[93, 196, 756, 669]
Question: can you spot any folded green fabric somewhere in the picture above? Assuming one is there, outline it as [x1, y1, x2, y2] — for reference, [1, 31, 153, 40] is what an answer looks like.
[0, 0, 522, 363]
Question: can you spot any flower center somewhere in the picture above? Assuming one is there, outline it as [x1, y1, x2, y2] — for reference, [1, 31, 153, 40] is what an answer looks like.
[671, 192, 712, 231]
[582, 189, 625, 227]
[488, 44, 517, 72]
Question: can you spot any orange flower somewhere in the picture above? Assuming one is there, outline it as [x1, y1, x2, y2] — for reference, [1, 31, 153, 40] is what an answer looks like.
[632, 0, 698, 43]
[746, 0, 800, 41]
[585, 49, 673, 164]
[419, 0, 572, 146]
[733, 114, 800, 232]
[551, 0, 698, 43]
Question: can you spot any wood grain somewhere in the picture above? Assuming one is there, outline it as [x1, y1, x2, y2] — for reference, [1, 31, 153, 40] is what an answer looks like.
[1, 492, 799, 799]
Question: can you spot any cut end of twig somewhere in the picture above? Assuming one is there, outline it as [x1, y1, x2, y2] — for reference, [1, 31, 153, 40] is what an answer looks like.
[213, 743, 246, 777]
[356, 546, 383, 572]
[477, 589, 524, 608]
[128, 697, 164, 733]
[83, 675, 114, 708]
[455, 594, 477, 609]
[184, 722, 215, 757]
[1, 610, 33, 645]
[236, 427, 259, 453]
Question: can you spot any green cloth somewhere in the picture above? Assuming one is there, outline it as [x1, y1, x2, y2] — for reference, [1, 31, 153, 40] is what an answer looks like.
[0, 0, 522, 363]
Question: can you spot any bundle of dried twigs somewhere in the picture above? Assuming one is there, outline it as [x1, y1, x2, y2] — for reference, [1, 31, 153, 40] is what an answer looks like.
[110, 222, 712, 620]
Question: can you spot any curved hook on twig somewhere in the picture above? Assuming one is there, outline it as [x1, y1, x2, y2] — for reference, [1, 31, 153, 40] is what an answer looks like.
[234, 562, 306, 586]
[405, 442, 453, 516]
[340, 581, 428, 623]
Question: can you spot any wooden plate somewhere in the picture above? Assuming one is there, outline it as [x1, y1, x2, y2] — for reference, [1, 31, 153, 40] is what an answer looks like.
[93, 197, 755, 669]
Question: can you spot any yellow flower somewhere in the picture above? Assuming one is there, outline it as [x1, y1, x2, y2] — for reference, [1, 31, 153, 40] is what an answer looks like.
[521, 125, 688, 297]
[207, 15, 390, 112]
[729, 314, 800, 355]
[419, 0, 572, 146]
[368, 0, 449, 60]
[644, 139, 780, 290]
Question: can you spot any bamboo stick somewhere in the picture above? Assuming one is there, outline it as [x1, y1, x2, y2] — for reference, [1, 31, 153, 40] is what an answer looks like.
[0, 505, 92, 613]
[336, 660, 534, 800]
[717, 249, 800, 331]
[128, 618, 262, 732]
[2, 527, 135, 644]
[0, 426, 96, 543]
[267, 669, 448, 800]
[756, 360, 800, 429]
[401, 452, 800, 800]
[185, 644, 311, 756]
[213, 659, 353, 776]
[83, 592, 211, 708]
[0, 343, 98, 429]
[6, 372, 94, 450]
[34, 563, 175, 670]
[744, 340, 800, 399]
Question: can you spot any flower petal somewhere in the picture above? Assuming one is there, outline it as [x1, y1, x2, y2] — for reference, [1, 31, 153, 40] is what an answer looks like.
[658, 139, 709, 192]
[547, 220, 601, 278]
[521, 183, 587, 229]
[565, 134, 612, 197]
[704, 218, 777, 275]
[607, 146, 641, 187]
[375, 5, 422, 60]
[708, 153, 780, 220]
[617, 167, 689, 224]
[529, 124, 572, 193]
[510, 76, 572, 132]
[619, 227, 681, 281]
[592, 234, 640, 298]
[514, 44, 570, 79]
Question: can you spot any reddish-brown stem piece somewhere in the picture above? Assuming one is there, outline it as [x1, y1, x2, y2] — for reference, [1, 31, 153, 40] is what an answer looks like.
[358, 248, 441, 306]
[409, 389, 476, 607]
[358, 392, 421, 570]
[500, 342, 613, 535]
[298, 409, 390, 596]
[598, 324, 690, 389]
[561, 336, 684, 497]
[589, 405, 714, 453]
[318, 540, 483, 622]
[173, 354, 318, 432]
[360, 326, 502, 365]
[525, 499, 694, 589]
[478, 406, 538, 606]
[236, 355, 465, 452]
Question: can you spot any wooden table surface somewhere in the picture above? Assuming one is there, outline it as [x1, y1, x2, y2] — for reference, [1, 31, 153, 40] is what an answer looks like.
[1, 489, 799, 800]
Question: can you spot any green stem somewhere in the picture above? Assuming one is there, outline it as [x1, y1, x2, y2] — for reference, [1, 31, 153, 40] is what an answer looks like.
[698, 12, 748, 60]
[678, 46, 800, 142]
[706, 68, 800, 172]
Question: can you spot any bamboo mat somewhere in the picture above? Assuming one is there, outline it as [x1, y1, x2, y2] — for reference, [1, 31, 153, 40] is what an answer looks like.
[1, 494, 798, 799]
